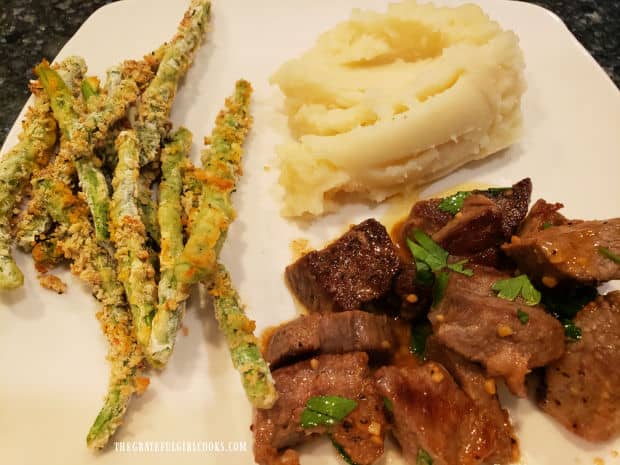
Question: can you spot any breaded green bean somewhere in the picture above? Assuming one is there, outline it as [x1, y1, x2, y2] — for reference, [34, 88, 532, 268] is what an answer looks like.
[110, 130, 158, 356]
[29, 163, 143, 449]
[136, 0, 211, 165]
[175, 80, 252, 285]
[180, 160, 203, 236]
[35, 61, 138, 242]
[149, 128, 192, 366]
[171, 81, 275, 406]
[0, 82, 57, 289]
[16, 146, 75, 251]
[15, 57, 90, 251]
[137, 174, 160, 246]
[209, 265, 277, 409]
[56, 56, 88, 100]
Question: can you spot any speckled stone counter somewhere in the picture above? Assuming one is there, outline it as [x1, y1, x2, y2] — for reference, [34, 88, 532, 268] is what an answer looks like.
[1, 0, 618, 145]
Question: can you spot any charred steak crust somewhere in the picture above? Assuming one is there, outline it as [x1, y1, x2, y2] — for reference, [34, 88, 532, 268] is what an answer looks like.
[518, 199, 568, 237]
[376, 362, 497, 465]
[492, 178, 532, 238]
[425, 337, 519, 464]
[540, 291, 620, 442]
[402, 198, 454, 237]
[285, 219, 401, 313]
[252, 352, 386, 465]
[264, 310, 397, 369]
[503, 218, 620, 285]
[428, 265, 565, 397]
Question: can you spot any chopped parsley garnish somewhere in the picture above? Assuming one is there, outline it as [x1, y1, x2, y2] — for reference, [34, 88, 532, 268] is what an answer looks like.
[407, 229, 448, 272]
[432, 271, 449, 307]
[437, 191, 470, 215]
[542, 221, 553, 230]
[599, 246, 620, 264]
[447, 258, 474, 276]
[410, 323, 432, 358]
[406, 229, 472, 277]
[406, 229, 470, 307]
[485, 187, 511, 196]
[300, 396, 358, 428]
[562, 319, 582, 342]
[417, 447, 433, 465]
[517, 308, 529, 324]
[491, 274, 541, 306]
[383, 397, 394, 412]
[330, 436, 358, 465]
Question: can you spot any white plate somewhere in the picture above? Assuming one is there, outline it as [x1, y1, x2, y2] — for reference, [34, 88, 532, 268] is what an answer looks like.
[1, 0, 619, 464]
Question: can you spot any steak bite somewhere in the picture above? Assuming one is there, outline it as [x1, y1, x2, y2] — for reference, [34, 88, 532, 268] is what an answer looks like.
[402, 179, 531, 266]
[517, 199, 568, 237]
[285, 219, 402, 313]
[252, 352, 385, 465]
[428, 265, 565, 396]
[540, 291, 620, 442]
[375, 362, 497, 465]
[425, 337, 519, 464]
[264, 310, 396, 369]
[432, 194, 505, 256]
[503, 218, 620, 286]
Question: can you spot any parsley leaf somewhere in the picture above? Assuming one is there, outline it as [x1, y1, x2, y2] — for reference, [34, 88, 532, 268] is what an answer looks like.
[383, 397, 394, 412]
[437, 186, 510, 215]
[562, 319, 582, 342]
[599, 246, 620, 264]
[517, 308, 529, 324]
[447, 259, 474, 276]
[432, 271, 449, 307]
[408, 229, 448, 271]
[542, 221, 553, 230]
[485, 187, 510, 196]
[406, 229, 472, 277]
[492, 275, 541, 306]
[417, 448, 433, 465]
[410, 323, 432, 358]
[438, 191, 470, 215]
[300, 396, 358, 428]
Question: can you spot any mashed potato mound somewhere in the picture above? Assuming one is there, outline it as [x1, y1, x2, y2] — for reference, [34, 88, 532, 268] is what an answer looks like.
[271, 1, 525, 217]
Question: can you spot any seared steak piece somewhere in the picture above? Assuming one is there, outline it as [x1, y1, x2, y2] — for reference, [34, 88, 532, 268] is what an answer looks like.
[432, 194, 504, 256]
[265, 310, 396, 369]
[402, 197, 453, 237]
[402, 179, 531, 266]
[429, 265, 565, 396]
[425, 337, 519, 464]
[518, 199, 568, 237]
[540, 291, 620, 441]
[375, 362, 497, 465]
[503, 218, 620, 285]
[286, 219, 401, 313]
[252, 352, 385, 465]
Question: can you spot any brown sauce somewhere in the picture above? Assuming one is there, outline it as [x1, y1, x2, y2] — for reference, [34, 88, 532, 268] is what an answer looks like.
[390, 317, 420, 369]
[390, 218, 411, 262]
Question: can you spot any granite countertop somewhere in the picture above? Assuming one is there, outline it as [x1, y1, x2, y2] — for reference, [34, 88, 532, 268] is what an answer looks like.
[1, 0, 618, 145]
